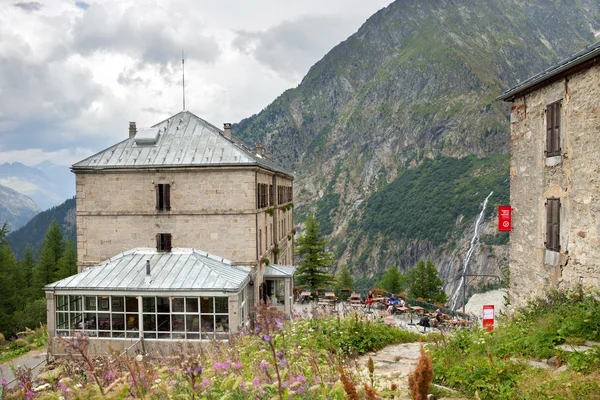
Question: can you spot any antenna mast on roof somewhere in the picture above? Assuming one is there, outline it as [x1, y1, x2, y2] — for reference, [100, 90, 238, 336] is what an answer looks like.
[182, 50, 186, 111]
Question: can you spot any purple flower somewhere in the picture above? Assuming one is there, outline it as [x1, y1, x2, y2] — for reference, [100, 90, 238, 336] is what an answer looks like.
[106, 370, 116, 380]
[1, 378, 6, 387]
[282, 381, 288, 389]
[201, 379, 211, 389]
[252, 377, 260, 387]
[194, 366, 202, 374]
[260, 360, 269, 372]
[233, 361, 243, 369]
[25, 390, 35, 400]
[263, 333, 271, 342]
[280, 359, 287, 367]
[275, 320, 283, 329]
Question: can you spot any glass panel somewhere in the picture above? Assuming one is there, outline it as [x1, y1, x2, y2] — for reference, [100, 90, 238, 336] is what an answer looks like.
[70, 313, 83, 330]
[143, 314, 156, 331]
[57, 330, 70, 337]
[172, 298, 184, 312]
[112, 296, 124, 312]
[126, 314, 139, 331]
[84, 296, 96, 311]
[215, 297, 228, 313]
[186, 315, 200, 333]
[216, 316, 229, 333]
[112, 331, 125, 338]
[187, 333, 200, 340]
[99, 297, 110, 311]
[85, 330, 98, 337]
[200, 297, 213, 313]
[143, 297, 155, 312]
[157, 297, 170, 313]
[126, 297, 138, 312]
[84, 313, 97, 330]
[70, 296, 82, 312]
[200, 315, 214, 333]
[158, 332, 171, 339]
[112, 314, 125, 331]
[127, 331, 139, 338]
[98, 331, 110, 338]
[57, 296, 68, 311]
[157, 314, 170, 332]
[144, 332, 157, 339]
[98, 313, 111, 330]
[57, 312, 68, 329]
[186, 298, 199, 313]
[172, 315, 185, 332]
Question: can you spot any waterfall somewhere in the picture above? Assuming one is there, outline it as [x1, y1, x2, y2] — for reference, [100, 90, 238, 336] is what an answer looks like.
[449, 191, 493, 311]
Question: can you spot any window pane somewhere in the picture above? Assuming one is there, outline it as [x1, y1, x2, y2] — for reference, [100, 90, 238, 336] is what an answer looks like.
[98, 331, 110, 338]
[112, 296, 124, 312]
[144, 332, 157, 339]
[112, 314, 125, 331]
[172, 298, 184, 313]
[126, 314, 139, 331]
[57, 296, 68, 311]
[70, 313, 83, 330]
[158, 332, 171, 339]
[98, 313, 111, 330]
[70, 296, 82, 312]
[186, 297, 199, 313]
[57, 312, 68, 329]
[85, 296, 97, 311]
[215, 297, 228, 313]
[216, 316, 229, 332]
[126, 297, 138, 312]
[112, 331, 125, 338]
[201, 297, 213, 313]
[172, 315, 185, 332]
[143, 314, 156, 331]
[157, 297, 170, 313]
[186, 315, 199, 333]
[201, 315, 214, 332]
[143, 297, 155, 312]
[127, 331, 139, 339]
[157, 314, 170, 331]
[84, 313, 97, 330]
[99, 297, 110, 311]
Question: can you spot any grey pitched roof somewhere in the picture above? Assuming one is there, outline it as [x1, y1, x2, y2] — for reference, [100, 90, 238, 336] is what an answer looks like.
[499, 41, 600, 101]
[44, 248, 251, 293]
[264, 264, 296, 278]
[72, 110, 292, 178]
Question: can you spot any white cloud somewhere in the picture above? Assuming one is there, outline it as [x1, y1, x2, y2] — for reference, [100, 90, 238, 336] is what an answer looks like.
[0, 0, 393, 166]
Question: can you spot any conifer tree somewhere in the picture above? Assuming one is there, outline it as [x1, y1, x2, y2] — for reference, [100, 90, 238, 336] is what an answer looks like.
[407, 259, 447, 304]
[378, 265, 407, 294]
[32, 219, 65, 293]
[335, 266, 354, 297]
[15, 245, 37, 303]
[294, 214, 334, 294]
[0, 223, 18, 336]
[56, 240, 77, 280]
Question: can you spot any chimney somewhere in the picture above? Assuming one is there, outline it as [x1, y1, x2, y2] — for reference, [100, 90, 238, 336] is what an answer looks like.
[254, 144, 265, 156]
[129, 122, 137, 138]
[144, 260, 152, 284]
[264, 153, 271, 160]
[223, 123, 232, 139]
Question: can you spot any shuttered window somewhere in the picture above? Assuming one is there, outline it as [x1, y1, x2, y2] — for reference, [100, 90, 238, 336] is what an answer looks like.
[546, 101, 561, 157]
[156, 233, 172, 252]
[156, 184, 171, 211]
[545, 198, 560, 252]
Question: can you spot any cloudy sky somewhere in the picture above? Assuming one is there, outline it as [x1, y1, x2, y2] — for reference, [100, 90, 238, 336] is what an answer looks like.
[0, 0, 392, 166]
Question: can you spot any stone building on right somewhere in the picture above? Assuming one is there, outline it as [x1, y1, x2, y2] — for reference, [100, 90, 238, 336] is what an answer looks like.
[499, 41, 600, 306]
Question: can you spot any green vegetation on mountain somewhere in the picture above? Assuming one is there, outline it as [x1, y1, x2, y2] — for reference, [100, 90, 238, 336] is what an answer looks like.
[233, 0, 600, 286]
[7, 197, 75, 260]
[0, 184, 40, 231]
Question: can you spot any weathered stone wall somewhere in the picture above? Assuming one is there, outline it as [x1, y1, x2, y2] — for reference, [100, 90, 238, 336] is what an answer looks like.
[509, 63, 600, 306]
[76, 167, 294, 270]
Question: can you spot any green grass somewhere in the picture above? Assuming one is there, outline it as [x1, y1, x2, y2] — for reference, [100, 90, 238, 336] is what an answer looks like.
[431, 287, 600, 399]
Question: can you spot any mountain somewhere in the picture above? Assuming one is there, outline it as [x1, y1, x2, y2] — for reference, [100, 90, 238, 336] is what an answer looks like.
[0, 184, 40, 231]
[0, 162, 75, 210]
[233, 0, 600, 304]
[7, 197, 76, 259]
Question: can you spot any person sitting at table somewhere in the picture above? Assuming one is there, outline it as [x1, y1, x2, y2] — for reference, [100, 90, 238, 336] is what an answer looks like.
[365, 291, 374, 307]
[398, 297, 406, 308]
[435, 309, 443, 323]
[386, 295, 399, 314]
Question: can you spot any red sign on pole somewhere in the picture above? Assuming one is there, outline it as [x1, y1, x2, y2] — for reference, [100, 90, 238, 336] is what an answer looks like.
[498, 206, 512, 232]
[483, 305, 495, 331]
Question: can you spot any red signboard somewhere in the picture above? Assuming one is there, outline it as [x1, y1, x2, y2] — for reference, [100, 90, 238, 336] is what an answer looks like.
[498, 206, 512, 232]
[483, 305, 495, 331]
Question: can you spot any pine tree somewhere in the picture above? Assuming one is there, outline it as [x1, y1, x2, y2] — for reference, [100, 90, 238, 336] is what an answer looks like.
[407, 259, 447, 304]
[56, 240, 77, 280]
[378, 265, 407, 294]
[0, 223, 18, 336]
[335, 266, 354, 297]
[294, 214, 335, 294]
[32, 219, 65, 293]
[15, 245, 37, 303]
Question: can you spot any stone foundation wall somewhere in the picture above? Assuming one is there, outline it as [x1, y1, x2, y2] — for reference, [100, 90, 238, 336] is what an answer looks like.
[509, 63, 600, 306]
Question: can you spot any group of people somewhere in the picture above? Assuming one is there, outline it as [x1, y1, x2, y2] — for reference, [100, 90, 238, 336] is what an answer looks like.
[363, 291, 406, 314]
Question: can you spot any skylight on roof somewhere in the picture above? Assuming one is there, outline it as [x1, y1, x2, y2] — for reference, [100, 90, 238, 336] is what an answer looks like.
[134, 127, 160, 145]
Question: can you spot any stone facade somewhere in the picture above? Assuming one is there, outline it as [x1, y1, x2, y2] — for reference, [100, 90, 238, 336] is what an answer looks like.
[506, 61, 600, 306]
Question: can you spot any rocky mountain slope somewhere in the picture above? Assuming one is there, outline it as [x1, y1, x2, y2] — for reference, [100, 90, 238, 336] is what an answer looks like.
[233, 0, 600, 304]
[0, 162, 75, 210]
[0, 184, 40, 231]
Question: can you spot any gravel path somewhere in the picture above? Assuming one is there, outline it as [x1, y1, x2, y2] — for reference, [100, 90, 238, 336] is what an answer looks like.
[0, 350, 47, 388]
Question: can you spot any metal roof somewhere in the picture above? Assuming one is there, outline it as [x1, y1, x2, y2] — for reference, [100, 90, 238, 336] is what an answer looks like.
[44, 248, 251, 293]
[72, 110, 293, 178]
[499, 40, 600, 101]
[264, 264, 296, 278]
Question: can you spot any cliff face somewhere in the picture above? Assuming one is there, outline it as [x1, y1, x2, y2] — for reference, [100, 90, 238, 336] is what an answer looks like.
[0, 184, 40, 231]
[233, 0, 600, 304]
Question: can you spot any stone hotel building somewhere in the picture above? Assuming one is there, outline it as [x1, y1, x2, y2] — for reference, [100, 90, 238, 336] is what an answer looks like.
[44, 111, 295, 354]
[499, 41, 600, 306]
